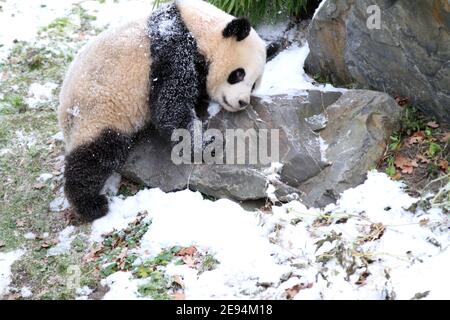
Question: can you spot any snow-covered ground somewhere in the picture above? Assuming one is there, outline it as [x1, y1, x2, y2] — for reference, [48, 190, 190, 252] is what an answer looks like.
[93, 171, 449, 300]
[0, 0, 153, 60]
[0, 250, 24, 296]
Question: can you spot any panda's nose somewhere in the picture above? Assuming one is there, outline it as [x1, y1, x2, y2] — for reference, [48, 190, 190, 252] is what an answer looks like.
[239, 100, 249, 108]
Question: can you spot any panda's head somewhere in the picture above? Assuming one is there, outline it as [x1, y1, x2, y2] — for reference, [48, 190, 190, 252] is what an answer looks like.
[206, 18, 267, 112]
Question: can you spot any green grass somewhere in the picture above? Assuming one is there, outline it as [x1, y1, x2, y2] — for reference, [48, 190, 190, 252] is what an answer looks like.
[154, 0, 312, 24]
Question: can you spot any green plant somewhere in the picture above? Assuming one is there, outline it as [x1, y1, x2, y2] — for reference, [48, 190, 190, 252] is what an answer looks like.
[154, 0, 312, 24]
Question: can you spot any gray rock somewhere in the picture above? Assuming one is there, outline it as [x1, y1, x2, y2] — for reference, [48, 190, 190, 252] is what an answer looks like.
[121, 90, 401, 207]
[305, 0, 450, 123]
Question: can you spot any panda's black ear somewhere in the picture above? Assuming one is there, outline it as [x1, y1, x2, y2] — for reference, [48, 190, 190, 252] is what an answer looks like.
[223, 18, 251, 41]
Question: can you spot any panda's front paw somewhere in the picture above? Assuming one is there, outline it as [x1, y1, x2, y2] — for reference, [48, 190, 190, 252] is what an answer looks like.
[74, 195, 109, 222]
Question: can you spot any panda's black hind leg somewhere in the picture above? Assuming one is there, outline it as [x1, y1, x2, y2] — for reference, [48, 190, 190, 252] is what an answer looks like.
[64, 129, 132, 221]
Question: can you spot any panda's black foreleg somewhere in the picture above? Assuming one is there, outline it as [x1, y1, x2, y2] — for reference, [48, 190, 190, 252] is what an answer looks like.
[64, 129, 132, 221]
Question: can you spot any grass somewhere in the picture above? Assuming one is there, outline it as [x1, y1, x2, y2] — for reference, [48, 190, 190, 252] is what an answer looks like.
[0, 3, 107, 299]
[154, 0, 313, 24]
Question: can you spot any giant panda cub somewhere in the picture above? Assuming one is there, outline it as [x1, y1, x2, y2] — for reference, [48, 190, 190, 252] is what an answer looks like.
[58, 0, 270, 221]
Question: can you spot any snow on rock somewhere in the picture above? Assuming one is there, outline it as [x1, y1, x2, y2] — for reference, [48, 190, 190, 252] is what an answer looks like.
[0, 250, 25, 297]
[48, 226, 76, 256]
[256, 43, 344, 96]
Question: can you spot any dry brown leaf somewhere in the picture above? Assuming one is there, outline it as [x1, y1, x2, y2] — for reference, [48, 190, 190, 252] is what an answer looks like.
[173, 275, 185, 289]
[33, 183, 46, 190]
[407, 131, 425, 145]
[182, 255, 196, 268]
[176, 246, 197, 257]
[394, 155, 418, 174]
[15, 219, 26, 227]
[391, 172, 402, 181]
[41, 241, 52, 249]
[83, 245, 104, 262]
[285, 283, 313, 300]
[286, 285, 302, 300]
[395, 96, 409, 107]
[427, 121, 440, 129]
[439, 159, 449, 172]
[440, 132, 450, 143]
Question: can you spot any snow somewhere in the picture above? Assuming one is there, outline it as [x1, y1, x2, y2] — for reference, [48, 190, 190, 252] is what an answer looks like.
[26, 82, 58, 109]
[48, 226, 76, 256]
[0, 0, 154, 60]
[95, 171, 449, 300]
[79, 0, 154, 29]
[0, 250, 24, 297]
[24, 232, 37, 240]
[20, 287, 33, 298]
[37, 173, 53, 183]
[75, 286, 93, 300]
[101, 172, 122, 196]
[256, 43, 343, 96]
[0, 0, 80, 60]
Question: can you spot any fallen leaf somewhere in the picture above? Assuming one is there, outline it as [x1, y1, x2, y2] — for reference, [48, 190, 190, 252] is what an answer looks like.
[285, 283, 313, 300]
[182, 255, 196, 268]
[391, 172, 402, 181]
[176, 246, 197, 257]
[355, 271, 371, 286]
[395, 96, 409, 107]
[83, 245, 104, 262]
[419, 219, 430, 226]
[407, 131, 425, 145]
[440, 132, 450, 143]
[15, 219, 26, 227]
[41, 241, 52, 249]
[33, 183, 46, 190]
[173, 276, 185, 289]
[427, 121, 440, 129]
[439, 159, 449, 172]
[286, 285, 302, 300]
[394, 155, 418, 174]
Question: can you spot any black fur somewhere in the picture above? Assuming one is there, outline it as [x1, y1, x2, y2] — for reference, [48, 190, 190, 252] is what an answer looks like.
[223, 18, 251, 41]
[147, 3, 208, 143]
[64, 129, 132, 221]
[228, 68, 246, 84]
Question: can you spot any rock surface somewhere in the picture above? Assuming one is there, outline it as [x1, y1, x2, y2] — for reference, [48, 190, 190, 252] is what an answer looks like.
[305, 0, 450, 123]
[121, 90, 401, 207]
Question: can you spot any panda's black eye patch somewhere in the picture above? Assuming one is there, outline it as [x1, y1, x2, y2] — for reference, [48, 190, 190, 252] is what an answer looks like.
[228, 68, 246, 85]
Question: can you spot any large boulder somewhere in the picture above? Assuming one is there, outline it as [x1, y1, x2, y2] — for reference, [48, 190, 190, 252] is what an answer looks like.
[121, 90, 401, 207]
[305, 0, 450, 123]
